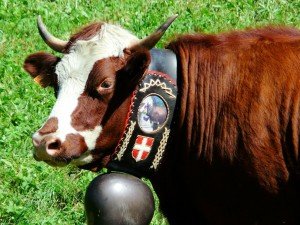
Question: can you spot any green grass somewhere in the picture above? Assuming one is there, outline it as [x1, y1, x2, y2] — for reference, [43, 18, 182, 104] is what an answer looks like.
[0, 0, 299, 224]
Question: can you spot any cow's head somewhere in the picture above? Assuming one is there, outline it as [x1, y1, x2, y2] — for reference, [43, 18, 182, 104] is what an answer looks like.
[23, 15, 177, 171]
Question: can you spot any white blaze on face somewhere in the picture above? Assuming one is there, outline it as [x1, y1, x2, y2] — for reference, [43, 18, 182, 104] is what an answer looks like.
[44, 23, 139, 165]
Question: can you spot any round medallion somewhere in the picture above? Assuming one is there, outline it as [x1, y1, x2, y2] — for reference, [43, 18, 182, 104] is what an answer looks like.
[137, 94, 168, 133]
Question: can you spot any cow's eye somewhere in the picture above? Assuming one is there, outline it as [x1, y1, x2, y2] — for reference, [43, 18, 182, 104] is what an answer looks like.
[96, 78, 114, 96]
[100, 81, 112, 89]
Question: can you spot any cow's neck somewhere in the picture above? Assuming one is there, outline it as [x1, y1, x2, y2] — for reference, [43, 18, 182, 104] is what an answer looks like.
[107, 48, 178, 177]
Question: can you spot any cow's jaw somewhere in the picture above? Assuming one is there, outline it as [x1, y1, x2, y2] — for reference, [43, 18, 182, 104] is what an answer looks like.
[33, 23, 139, 166]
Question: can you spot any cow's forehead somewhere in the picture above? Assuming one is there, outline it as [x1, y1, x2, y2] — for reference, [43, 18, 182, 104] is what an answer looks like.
[55, 23, 139, 84]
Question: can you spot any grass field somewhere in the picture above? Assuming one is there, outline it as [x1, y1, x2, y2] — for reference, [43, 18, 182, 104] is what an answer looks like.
[0, 0, 299, 224]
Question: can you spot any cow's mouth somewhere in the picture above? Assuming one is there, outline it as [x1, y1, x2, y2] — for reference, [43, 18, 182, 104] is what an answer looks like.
[33, 152, 71, 167]
[33, 148, 111, 171]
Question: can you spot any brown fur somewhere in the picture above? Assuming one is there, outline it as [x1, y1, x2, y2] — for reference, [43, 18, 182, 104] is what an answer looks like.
[23, 52, 59, 88]
[62, 133, 88, 159]
[38, 117, 58, 135]
[150, 26, 300, 225]
[168, 27, 300, 192]
[90, 49, 151, 169]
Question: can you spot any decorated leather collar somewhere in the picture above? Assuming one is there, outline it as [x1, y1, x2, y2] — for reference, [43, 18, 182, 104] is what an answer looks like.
[107, 48, 177, 177]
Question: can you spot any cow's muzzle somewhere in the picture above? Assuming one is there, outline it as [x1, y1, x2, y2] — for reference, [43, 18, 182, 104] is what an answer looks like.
[33, 133, 61, 153]
[32, 133, 69, 166]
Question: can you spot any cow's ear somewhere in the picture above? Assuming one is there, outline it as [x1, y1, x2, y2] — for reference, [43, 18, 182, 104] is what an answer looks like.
[118, 48, 151, 89]
[23, 52, 60, 88]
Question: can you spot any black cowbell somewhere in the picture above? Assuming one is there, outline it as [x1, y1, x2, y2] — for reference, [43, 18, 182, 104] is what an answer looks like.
[85, 172, 155, 225]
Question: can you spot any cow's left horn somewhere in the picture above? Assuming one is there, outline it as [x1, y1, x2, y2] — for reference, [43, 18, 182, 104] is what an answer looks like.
[132, 14, 178, 50]
[37, 15, 68, 53]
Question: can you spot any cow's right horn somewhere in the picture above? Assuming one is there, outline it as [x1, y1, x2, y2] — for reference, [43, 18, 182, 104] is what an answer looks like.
[131, 14, 178, 50]
[37, 15, 68, 53]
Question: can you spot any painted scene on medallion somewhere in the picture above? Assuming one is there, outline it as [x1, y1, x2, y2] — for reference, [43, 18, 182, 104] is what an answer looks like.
[138, 95, 168, 133]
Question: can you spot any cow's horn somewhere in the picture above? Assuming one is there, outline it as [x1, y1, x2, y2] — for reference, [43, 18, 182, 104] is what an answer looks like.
[37, 15, 68, 53]
[132, 14, 178, 50]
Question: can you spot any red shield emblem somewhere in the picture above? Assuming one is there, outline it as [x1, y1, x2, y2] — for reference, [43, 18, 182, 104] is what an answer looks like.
[132, 135, 154, 162]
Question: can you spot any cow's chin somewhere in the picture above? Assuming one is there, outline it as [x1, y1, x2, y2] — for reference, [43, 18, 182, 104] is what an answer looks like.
[44, 160, 69, 167]
[34, 150, 111, 171]
[33, 153, 70, 167]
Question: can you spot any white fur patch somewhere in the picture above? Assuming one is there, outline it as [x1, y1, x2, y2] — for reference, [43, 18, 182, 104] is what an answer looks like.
[36, 23, 139, 165]
[78, 126, 102, 150]
[71, 152, 94, 166]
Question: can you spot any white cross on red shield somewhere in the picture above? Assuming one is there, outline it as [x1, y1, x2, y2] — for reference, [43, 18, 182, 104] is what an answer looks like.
[132, 135, 154, 162]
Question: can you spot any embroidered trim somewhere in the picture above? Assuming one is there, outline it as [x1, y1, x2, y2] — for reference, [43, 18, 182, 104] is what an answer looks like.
[151, 127, 170, 170]
[116, 121, 136, 160]
[140, 79, 176, 98]
[109, 71, 177, 176]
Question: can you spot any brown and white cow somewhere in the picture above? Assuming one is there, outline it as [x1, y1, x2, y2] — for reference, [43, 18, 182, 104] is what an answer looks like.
[24, 15, 176, 169]
[24, 16, 300, 225]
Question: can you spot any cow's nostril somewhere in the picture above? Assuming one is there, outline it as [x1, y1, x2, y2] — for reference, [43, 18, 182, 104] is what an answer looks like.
[46, 139, 62, 156]
[47, 139, 61, 151]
